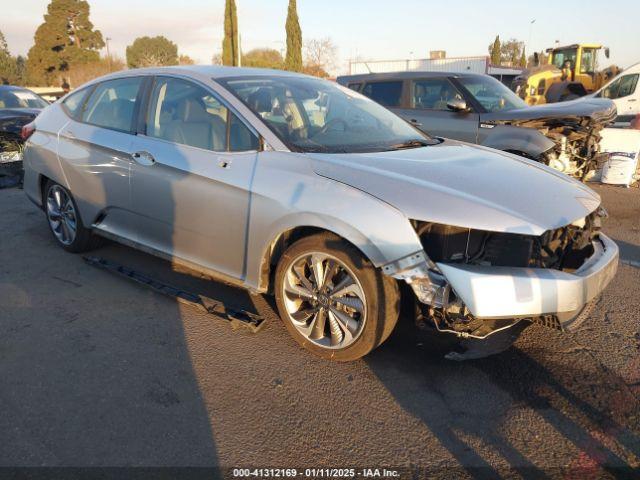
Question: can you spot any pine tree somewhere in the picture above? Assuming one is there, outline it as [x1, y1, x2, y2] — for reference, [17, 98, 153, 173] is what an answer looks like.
[26, 0, 104, 86]
[489, 35, 501, 66]
[222, 0, 239, 66]
[126, 36, 179, 68]
[284, 0, 302, 72]
[519, 48, 527, 68]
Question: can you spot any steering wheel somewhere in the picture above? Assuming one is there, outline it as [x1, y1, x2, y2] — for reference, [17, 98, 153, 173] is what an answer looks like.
[318, 118, 349, 135]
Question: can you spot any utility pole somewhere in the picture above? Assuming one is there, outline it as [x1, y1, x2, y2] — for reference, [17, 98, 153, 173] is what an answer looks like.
[236, 0, 241, 67]
[105, 37, 112, 71]
[527, 19, 536, 59]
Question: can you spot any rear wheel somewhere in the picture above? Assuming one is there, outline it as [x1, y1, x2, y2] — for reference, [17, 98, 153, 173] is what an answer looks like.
[44, 181, 100, 253]
[274, 233, 400, 361]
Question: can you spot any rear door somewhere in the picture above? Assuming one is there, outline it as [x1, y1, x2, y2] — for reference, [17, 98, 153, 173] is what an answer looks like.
[393, 77, 479, 142]
[57, 76, 144, 241]
[128, 76, 260, 280]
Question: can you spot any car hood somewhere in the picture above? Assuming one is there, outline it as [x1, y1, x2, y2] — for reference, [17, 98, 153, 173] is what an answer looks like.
[481, 97, 617, 125]
[309, 140, 601, 236]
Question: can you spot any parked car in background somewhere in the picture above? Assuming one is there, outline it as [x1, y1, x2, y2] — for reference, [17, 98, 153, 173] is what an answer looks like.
[23, 67, 618, 361]
[0, 85, 49, 186]
[337, 71, 616, 179]
[591, 62, 640, 127]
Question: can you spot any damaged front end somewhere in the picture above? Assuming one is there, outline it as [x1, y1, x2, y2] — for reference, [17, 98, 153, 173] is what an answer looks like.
[484, 98, 617, 180]
[383, 209, 619, 359]
[516, 116, 611, 179]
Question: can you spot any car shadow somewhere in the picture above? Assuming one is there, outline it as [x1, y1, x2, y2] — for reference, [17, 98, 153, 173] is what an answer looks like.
[363, 319, 640, 479]
[611, 238, 640, 267]
[0, 117, 238, 473]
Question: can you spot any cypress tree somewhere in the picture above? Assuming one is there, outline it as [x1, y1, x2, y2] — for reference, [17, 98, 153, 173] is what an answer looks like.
[489, 35, 501, 66]
[26, 0, 104, 86]
[284, 0, 302, 72]
[519, 48, 527, 68]
[222, 0, 239, 66]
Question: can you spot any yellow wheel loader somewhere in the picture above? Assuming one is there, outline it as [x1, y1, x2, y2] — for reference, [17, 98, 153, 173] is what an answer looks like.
[513, 44, 619, 105]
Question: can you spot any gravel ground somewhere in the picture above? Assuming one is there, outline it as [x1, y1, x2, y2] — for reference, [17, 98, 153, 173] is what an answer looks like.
[0, 184, 639, 479]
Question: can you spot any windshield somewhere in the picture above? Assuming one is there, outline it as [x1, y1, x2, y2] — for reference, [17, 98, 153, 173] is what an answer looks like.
[457, 76, 527, 112]
[0, 89, 48, 109]
[551, 48, 578, 70]
[220, 75, 437, 153]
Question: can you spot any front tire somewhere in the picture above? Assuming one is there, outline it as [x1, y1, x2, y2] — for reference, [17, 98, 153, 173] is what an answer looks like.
[274, 233, 400, 361]
[44, 180, 100, 253]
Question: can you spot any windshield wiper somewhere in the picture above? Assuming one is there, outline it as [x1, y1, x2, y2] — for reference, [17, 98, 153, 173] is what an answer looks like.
[388, 139, 432, 150]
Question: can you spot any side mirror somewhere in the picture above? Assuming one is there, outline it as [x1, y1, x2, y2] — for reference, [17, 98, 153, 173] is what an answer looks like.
[604, 47, 610, 59]
[533, 52, 540, 67]
[446, 98, 469, 112]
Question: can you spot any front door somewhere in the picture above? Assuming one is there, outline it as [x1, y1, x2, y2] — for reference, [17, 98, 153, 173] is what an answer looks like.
[129, 76, 260, 280]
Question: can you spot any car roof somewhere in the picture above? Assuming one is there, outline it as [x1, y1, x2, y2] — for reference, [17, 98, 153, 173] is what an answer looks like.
[101, 65, 311, 80]
[336, 71, 487, 83]
[71, 65, 325, 92]
[0, 85, 39, 93]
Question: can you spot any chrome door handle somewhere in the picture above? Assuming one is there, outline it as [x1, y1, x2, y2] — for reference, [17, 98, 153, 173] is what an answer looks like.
[131, 151, 155, 166]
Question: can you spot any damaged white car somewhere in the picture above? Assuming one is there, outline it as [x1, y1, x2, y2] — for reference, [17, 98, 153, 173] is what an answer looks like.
[22, 67, 619, 361]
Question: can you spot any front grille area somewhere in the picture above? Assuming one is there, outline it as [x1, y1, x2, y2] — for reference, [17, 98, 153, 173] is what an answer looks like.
[414, 211, 601, 271]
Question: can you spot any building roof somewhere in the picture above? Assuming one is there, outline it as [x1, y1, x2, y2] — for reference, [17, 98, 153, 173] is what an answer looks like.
[336, 71, 486, 82]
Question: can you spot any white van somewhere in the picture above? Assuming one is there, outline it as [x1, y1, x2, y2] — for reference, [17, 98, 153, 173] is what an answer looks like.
[593, 62, 640, 126]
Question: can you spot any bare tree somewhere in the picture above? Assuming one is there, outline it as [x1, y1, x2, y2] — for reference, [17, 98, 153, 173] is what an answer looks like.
[179, 54, 195, 65]
[303, 37, 337, 78]
[211, 53, 223, 65]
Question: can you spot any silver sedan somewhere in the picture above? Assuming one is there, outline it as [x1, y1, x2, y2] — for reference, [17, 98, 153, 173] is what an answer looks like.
[22, 66, 618, 361]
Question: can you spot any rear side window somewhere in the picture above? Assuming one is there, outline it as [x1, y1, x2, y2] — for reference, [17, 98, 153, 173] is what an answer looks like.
[361, 81, 403, 107]
[62, 88, 89, 118]
[82, 77, 143, 132]
[146, 77, 259, 152]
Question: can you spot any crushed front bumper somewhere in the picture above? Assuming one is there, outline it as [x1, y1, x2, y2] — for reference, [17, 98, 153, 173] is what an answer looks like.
[435, 234, 619, 329]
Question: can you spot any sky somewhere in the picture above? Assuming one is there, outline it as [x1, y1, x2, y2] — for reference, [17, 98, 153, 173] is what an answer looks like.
[3, 0, 640, 74]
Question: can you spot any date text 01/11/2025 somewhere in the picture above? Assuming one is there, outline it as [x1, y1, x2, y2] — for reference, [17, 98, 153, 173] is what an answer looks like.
[232, 468, 401, 478]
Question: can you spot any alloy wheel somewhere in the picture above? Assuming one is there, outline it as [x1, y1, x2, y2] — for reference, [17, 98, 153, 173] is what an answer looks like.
[282, 252, 367, 349]
[46, 185, 77, 246]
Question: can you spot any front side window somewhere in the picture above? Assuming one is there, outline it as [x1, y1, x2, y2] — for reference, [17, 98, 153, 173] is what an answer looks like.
[82, 77, 143, 132]
[552, 48, 578, 70]
[580, 49, 596, 74]
[456, 75, 527, 112]
[413, 78, 463, 110]
[147, 77, 258, 152]
[600, 77, 621, 99]
[616, 74, 639, 99]
[221, 75, 436, 154]
[361, 81, 403, 107]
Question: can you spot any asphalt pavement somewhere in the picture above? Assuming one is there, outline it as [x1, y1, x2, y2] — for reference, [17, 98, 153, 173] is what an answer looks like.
[0, 184, 639, 479]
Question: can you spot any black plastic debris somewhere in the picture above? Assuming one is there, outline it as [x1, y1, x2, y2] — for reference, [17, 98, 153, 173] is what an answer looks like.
[83, 256, 265, 333]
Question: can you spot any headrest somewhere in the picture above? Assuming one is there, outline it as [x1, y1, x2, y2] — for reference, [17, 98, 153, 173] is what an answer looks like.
[178, 98, 209, 122]
[247, 88, 272, 113]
